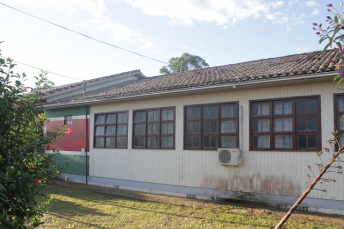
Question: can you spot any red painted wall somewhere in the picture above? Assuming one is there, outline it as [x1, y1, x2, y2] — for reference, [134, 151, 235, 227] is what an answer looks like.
[45, 119, 90, 152]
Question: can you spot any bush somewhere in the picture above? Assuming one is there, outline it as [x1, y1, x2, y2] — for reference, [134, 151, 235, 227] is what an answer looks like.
[0, 54, 65, 228]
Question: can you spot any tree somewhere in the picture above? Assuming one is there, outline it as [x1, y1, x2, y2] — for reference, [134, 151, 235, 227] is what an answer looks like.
[37, 75, 54, 90]
[160, 53, 209, 74]
[0, 51, 66, 228]
[276, 3, 344, 228]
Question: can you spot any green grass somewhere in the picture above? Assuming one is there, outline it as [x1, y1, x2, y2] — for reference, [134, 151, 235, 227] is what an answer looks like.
[38, 183, 343, 228]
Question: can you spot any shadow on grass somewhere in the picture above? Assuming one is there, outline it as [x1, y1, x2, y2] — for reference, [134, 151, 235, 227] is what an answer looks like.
[43, 183, 276, 228]
[46, 212, 109, 229]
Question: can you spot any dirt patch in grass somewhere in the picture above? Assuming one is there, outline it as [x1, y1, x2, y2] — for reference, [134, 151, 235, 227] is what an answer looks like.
[40, 181, 344, 228]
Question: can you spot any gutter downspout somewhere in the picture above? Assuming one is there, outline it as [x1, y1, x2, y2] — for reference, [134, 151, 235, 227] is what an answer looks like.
[85, 106, 88, 185]
[84, 80, 88, 185]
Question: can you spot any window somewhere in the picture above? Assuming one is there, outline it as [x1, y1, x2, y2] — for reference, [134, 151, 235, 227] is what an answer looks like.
[334, 94, 344, 146]
[185, 102, 238, 150]
[64, 115, 72, 125]
[133, 107, 175, 149]
[250, 96, 321, 151]
[94, 111, 128, 148]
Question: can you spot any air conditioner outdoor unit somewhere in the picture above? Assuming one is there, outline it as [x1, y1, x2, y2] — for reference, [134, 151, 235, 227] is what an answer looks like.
[218, 148, 242, 166]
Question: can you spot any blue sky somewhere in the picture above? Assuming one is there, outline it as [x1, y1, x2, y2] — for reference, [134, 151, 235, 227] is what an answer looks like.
[0, 0, 333, 87]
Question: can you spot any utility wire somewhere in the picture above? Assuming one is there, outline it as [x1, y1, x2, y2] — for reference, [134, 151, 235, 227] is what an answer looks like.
[0, 2, 167, 64]
[2, 56, 83, 81]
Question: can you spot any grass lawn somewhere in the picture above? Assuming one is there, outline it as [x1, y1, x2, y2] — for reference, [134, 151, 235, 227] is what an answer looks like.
[38, 181, 344, 228]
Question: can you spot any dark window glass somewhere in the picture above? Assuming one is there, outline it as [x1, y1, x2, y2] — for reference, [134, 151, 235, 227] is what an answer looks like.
[251, 97, 320, 151]
[94, 112, 128, 148]
[185, 102, 238, 149]
[133, 107, 175, 149]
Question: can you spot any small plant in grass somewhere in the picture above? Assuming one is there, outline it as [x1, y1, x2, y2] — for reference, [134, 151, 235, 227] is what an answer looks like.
[0, 51, 67, 228]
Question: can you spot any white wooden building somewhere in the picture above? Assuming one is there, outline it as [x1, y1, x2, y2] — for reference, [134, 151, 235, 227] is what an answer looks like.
[43, 49, 344, 214]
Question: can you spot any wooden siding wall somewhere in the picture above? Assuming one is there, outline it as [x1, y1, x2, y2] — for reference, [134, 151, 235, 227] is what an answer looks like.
[90, 81, 344, 201]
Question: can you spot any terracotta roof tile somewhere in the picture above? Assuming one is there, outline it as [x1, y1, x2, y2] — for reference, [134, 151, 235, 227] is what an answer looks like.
[46, 49, 340, 105]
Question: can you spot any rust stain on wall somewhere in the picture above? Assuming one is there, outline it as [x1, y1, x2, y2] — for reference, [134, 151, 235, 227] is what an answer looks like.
[201, 173, 301, 196]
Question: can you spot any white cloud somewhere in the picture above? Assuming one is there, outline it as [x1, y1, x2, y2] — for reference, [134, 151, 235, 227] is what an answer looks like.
[123, 0, 284, 26]
[76, 22, 90, 29]
[6, 0, 155, 49]
[311, 9, 319, 15]
[305, 1, 318, 7]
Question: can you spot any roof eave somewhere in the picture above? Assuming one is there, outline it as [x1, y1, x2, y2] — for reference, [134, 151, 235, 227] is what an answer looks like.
[43, 72, 336, 110]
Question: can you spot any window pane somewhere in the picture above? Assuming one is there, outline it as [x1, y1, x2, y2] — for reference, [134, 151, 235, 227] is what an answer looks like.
[161, 136, 173, 148]
[275, 119, 283, 131]
[221, 136, 236, 148]
[339, 98, 344, 112]
[186, 108, 193, 120]
[252, 103, 259, 116]
[203, 136, 217, 148]
[210, 136, 217, 147]
[253, 135, 270, 148]
[284, 101, 292, 114]
[117, 124, 127, 135]
[105, 137, 115, 147]
[211, 121, 217, 133]
[204, 121, 210, 133]
[134, 111, 145, 123]
[275, 135, 283, 148]
[261, 119, 270, 132]
[308, 135, 317, 148]
[148, 110, 159, 122]
[298, 117, 306, 130]
[134, 136, 145, 147]
[106, 114, 116, 124]
[162, 109, 173, 121]
[95, 115, 105, 124]
[284, 118, 293, 131]
[95, 126, 105, 136]
[194, 122, 200, 133]
[297, 100, 307, 114]
[228, 105, 236, 117]
[187, 122, 200, 134]
[95, 137, 104, 147]
[276, 118, 293, 132]
[221, 121, 236, 133]
[308, 117, 317, 131]
[298, 135, 307, 148]
[187, 107, 200, 120]
[221, 105, 229, 118]
[210, 107, 217, 118]
[148, 137, 159, 147]
[203, 136, 209, 148]
[275, 135, 292, 149]
[116, 137, 127, 147]
[308, 100, 317, 113]
[186, 122, 193, 134]
[148, 123, 159, 134]
[253, 120, 260, 132]
[284, 135, 293, 148]
[274, 102, 283, 115]
[134, 124, 145, 134]
[186, 136, 199, 148]
[261, 103, 269, 115]
[162, 123, 174, 134]
[167, 109, 174, 121]
[338, 115, 344, 130]
[118, 113, 128, 124]
[203, 107, 210, 119]
[105, 125, 115, 135]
